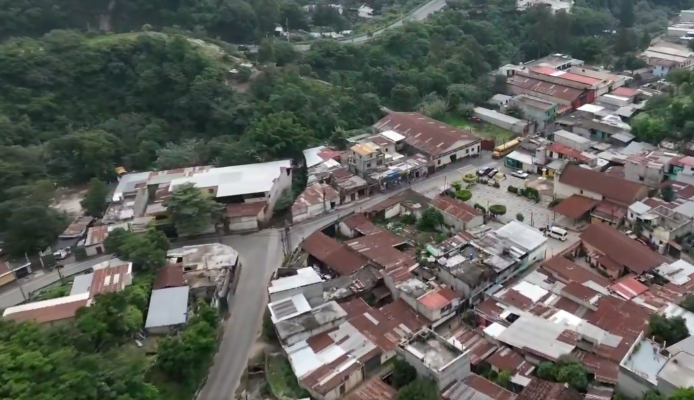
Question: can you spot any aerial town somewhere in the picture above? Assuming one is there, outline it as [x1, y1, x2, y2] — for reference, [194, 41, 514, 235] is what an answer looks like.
[3, 1, 694, 400]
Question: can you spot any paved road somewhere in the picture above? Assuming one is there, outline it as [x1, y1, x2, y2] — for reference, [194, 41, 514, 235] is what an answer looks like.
[245, 0, 446, 53]
[0, 254, 114, 309]
[197, 155, 497, 400]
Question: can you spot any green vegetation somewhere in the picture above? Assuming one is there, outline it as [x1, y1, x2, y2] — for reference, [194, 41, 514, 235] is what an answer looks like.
[164, 183, 224, 236]
[104, 228, 170, 272]
[536, 355, 590, 392]
[661, 185, 675, 202]
[474, 203, 486, 214]
[81, 178, 110, 217]
[266, 354, 310, 399]
[682, 295, 694, 313]
[489, 205, 507, 216]
[392, 359, 418, 389]
[418, 208, 444, 231]
[455, 190, 473, 202]
[516, 213, 524, 222]
[444, 114, 513, 141]
[462, 174, 477, 184]
[397, 377, 439, 400]
[648, 314, 690, 346]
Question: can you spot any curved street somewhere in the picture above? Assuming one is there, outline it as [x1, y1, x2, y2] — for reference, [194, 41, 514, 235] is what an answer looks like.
[247, 0, 447, 52]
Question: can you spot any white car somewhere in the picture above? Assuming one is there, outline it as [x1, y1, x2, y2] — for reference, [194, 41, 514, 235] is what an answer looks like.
[510, 170, 529, 179]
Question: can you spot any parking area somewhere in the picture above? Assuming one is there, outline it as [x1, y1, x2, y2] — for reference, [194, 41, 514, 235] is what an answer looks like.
[456, 164, 558, 231]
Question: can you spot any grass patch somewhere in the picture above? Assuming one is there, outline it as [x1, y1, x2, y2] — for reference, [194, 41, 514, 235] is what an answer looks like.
[266, 354, 310, 399]
[443, 113, 514, 141]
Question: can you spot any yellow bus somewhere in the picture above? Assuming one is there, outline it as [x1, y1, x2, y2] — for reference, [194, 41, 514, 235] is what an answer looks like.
[492, 138, 521, 159]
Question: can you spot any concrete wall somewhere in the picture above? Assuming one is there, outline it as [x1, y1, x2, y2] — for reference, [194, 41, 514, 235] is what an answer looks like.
[229, 216, 259, 232]
[267, 168, 293, 219]
[397, 344, 471, 391]
[292, 199, 338, 224]
[269, 282, 325, 308]
[433, 142, 481, 170]
[554, 180, 604, 201]
[625, 161, 664, 188]
[385, 204, 401, 219]
[282, 316, 347, 346]
[617, 366, 655, 399]
[322, 368, 364, 400]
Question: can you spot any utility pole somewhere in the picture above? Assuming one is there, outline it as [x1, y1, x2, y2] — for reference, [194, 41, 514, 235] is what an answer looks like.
[284, 226, 292, 255]
[8, 262, 27, 301]
[286, 18, 291, 43]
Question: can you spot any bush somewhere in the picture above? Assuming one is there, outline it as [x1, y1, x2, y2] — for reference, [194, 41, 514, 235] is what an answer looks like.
[451, 181, 462, 191]
[507, 186, 518, 194]
[516, 213, 524, 222]
[493, 181, 500, 188]
[489, 204, 507, 216]
[462, 174, 477, 183]
[549, 198, 561, 208]
[401, 213, 417, 225]
[474, 203, 486, 213]
[455, 190, 472, 201]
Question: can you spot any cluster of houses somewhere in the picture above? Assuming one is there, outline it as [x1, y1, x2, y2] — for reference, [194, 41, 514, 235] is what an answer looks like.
[265, 165, 694, 400]
[293, 112, 484, 223]
[2, 243, 240, 335]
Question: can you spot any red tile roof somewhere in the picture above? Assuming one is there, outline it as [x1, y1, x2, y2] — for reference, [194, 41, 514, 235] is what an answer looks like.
[508, 75, 584, 102]
[562, 281, 600, 302]
[558, 164, 648, 205]
[547, 143, 591, 163]
[226, 202, 265, 218]
[374, 112, 479, 157]
[153, 264, 186, 290]
[292, 183, 340, 211]
[301, 231, 369, 275]
[517, 379, 583, 400]
[541, 255, 611, 287]
[450, 326, 499, 364]
[347, 376, 396, 400]
[345, 230, 413, 269]
[609, 275, 648, 300]
[418, 287, 459, 310]
[443, 375, 517, 400]
[380, 299, 428, 332]
[486, 347, 534, 375]
[432, 195, 482, 223]
[611, 87, 638, 97]
[551, 195, 599, 219]
[572, 351, 619, 384]
[4, 296, 90, 324]
[580, 224, 667, 274]
[90, 263, 131, 297]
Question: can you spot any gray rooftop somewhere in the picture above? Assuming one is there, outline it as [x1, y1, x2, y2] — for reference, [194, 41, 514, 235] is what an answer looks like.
[70, 273, 95, 296]
[402, 330, 467, 373]
[145, 286, 190, 329]
[657, 351, 694, 389]
[496, 314, 576, 360]
[620, 336, 668, 385]
[274, 300, 347, 340]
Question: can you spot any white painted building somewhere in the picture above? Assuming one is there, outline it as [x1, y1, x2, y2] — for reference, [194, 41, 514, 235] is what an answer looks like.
[268, 268, 324, 307]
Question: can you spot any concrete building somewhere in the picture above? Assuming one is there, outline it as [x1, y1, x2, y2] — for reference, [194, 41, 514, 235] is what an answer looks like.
[397, 329, 472, 390]
[473, 107, 531, 134]
[430, 195, 484, 232]
[635, 205, 693, 249]
[509, 95, 558, 130]
[167, 243, 239, 306]
[580, 224, 668, 279]
[270, 294, 348, 346]
[393, 278, 460, 328]
[374, 112, 481, 174]
[348, 141, 385, 177]
[292, 183, 340, 223]
[144, 286, 190, 335]
[553, 130, 592, 152]
[554, 163, 649, 207]
[106, 161, 292, 229]
[443, 374, 517, 400]
[641, 42, 694, 77]
[268, 267, 324, 307]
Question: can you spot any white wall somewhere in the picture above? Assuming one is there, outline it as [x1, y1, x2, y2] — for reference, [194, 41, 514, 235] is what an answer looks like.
[385, 204, 402, 219]
[267, 167, 293, 219]
[554, 180, 603, 201]
[293, 200, 338, 224]
[282, 316, 347, 346]
[434, 143, 480, 169]
[618, 368, 655, 399]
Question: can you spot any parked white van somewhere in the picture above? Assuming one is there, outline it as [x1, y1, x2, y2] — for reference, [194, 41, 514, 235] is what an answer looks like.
[548, 226, 568, 241]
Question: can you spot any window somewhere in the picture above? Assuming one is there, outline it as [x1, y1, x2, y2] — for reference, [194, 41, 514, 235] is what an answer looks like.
[339, 384, 346, 395]
[384, 148, 388, 152]
[366, 163, 371, 168]
[466, 148, 469, 154]
[438, 159, 442, 165]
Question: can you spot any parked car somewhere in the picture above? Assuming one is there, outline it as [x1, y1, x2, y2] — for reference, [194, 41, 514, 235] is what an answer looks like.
[510, 170, 529, 179]
[478, 167, 493, 176]
[486, 168, 499, 178]
[53, 248, 72, 260]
